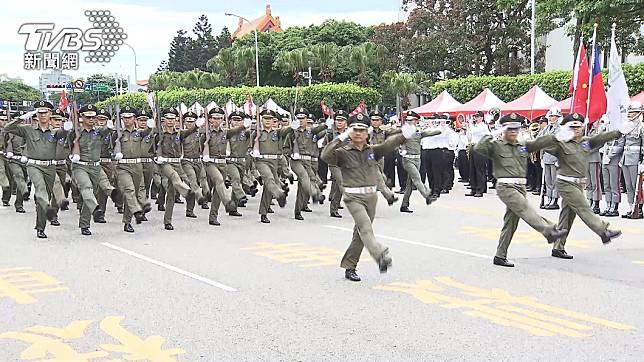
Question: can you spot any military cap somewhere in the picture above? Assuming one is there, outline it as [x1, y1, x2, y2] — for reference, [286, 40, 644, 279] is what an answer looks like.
[0, 110, 8, 120]
[120, 105, 138, 118]
[34, 100, 54, 113]
[182, 111, 197, 121]
[79, 104, 98, 117]
[405, 110, 420, 120]
[52, 109, 67, 119]
[348, 113, 371, 130]
[369, 110, 384, 119]
[294, 107, 309, 118]
[473, 111, 484, 118]
[208, 107, 225, 116]
[259, 109, 277, 118]
[628, 101, 643, 113]
[97, 109, 112, 119]
[334, 110, 348, 120]
[499, 112, 525, 129]
[162, 107, 178, 119]
[137, 109, 152, 119]
[229, 111, 245, 120]
[280, 112, 290, 120]
[560, 112, 584, 127]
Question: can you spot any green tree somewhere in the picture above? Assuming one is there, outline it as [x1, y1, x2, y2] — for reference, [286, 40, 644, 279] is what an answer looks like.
[310, 43, 338, 83]
[274, 48, 311, 85]
[235, 46, 257, 86]
[0, 81, 41, 102]
[387, 72, 418, 110]
[207, 48, 238, 86]
[167, 30, 193, 72]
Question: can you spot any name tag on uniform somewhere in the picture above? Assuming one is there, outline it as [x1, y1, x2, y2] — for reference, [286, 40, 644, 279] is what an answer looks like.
[271, 132, 279, 141]
[367, 152, 375, 161]
[47, 134, 56, 142]
[518, 146, 528, 154]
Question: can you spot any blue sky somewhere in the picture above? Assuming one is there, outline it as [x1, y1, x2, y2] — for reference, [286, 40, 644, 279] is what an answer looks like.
[1, 0, 406, 88]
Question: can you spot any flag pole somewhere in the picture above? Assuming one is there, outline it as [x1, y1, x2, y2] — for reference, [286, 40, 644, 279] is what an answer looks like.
[586, 24, 598, 121]
[570, 37, 584, 114]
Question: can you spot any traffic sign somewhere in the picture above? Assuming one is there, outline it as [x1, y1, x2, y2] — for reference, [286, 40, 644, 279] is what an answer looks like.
[73, 79, 85, 89]
[84, 84, 92, 92]
[93, 84, 109, 92]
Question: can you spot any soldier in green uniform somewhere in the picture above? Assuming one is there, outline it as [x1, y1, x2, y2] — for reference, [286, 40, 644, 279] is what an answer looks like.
[0, 110, 10, 193]
[114, 106, 152, 232]
[4, 100, 67, 238]
[325, 110, 349, 218]
[304, 114, 327, 206]
[399, 110, 440, 213]
[94, 109, 122, 223]
[202, 107, 246, 225]
[368, 111, 399, 205]
[155, 107, 199, 230]
[136, 110, 156, 209]
[4, 110, 28, 213]
[47, 109, 70, 226]
[474, 113, 569, 267]
[180, 111, 207, 218]
[538, 113, 633, 258]
[322, 114, 418, 281]
[226, 111, 255, 207]
[250, 109, 292, 223]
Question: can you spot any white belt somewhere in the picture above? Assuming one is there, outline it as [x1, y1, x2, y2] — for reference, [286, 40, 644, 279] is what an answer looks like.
[227, 157, 246, 162]
[258, 154, 282, 160]
[403, 154, 421, 159]
[497, 177, 527, 185]
[182, 158, 201, 162]
[557, 175, 587, 184]
[310, 157, 318, 162]
[100, 158, 112, 163]
[73, 160, 100, 166]
[54, 160, 67, 165]
[624, 146, 643, 151]
[203, 158, 227, 164]
[140, 158, 152, 163]
[156, 157, 181, 163]
[344, 186, 377, 194]
[27, 159, 54, 166]
[10, 155, 23, 161]
[117, 158, 141, 164]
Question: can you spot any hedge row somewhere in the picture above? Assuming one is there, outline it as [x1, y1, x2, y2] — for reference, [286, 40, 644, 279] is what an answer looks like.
[430, 62, 644, 102]
[96, 83, 382, 113]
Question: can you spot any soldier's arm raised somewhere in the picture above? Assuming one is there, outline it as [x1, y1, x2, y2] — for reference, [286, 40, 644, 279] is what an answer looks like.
[3, 118, 28, 139]
[525, 134, 558, 153]
[179, 125, 198, 140]
[373, 134, 405, 159]
[311, 123, 327, 134]
[320, 138, 344, 166]
[473, 134, 494, 158]
[225, 125, 246, 139]
[589, 130, 622, 150]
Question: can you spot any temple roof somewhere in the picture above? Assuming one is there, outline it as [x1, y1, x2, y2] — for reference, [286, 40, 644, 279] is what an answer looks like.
[232, 4, 283, 39]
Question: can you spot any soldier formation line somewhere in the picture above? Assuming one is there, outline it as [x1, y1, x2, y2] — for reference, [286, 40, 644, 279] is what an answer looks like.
[1, 99, 643, 280]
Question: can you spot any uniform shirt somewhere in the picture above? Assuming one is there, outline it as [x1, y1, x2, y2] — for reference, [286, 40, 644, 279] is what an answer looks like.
[287, 124, 327, 156]
[251, 128, 292, 155]
[5, 133, 25, 156]
[586, 123, 602, 163]
[322, 134, 406, 188]
[139, 128, 156, 158]
[305, 127, 327, 157]
[456, 133, 468, 151]
[402, 128, 441, 155]
[467, 121, 490, 144]
[158, 127, 197, 158]
[421, 127, 445, 149]
[54, 130, 71, 160]
[119, 128, 150, 159]
[202, 126, 245, 157]
[67, 127, 112, 162]
[182, 128, 203, 159]
[602, 136, 625, 165]
[474, 134, 550, 179]
[100, 131, 113, 158]
[229, 130, 251, 158]
[4, 119, 65, 161]
[540, 131, 622, 178]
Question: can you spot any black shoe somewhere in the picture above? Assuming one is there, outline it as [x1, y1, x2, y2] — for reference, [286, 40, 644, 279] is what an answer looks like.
[622, 212, 632, 219]
[185, 211, 197, 218]
[606, 209, 620, 217]
[378, 253, 392, 273]
[174, 196, 184, 204]
[395, 189, 405, 194]
[267, 207, 274, 214]
[50, 219, 60, 226]
[23, 192, 30, 201]
[593, 206, 601, 214]
[224, 200, 237, 214]
[545, 227, 568, 244]
[318, 195, 326, 205]
[257, 176, 263, 186]
[134, 211, 145, 224]
[493, 256, 514, 267]
[164, 223, 174, 230]
[551, 249, 573, 259]
[93, 211, 106, 224]
[330, 211, 342, 218]
[338, 206, 344, 210]
[319, 183, 326, 191]
[224, 180, 232, 188]
[261, 215, 270, 224]
[60, 199, 70, 211]
[387, 196, 398, 206]
[151, 193, 157, 200]
[345, 269, 361, 282]
[197, 196, 207, 206]
[465, 192, 476, 197]
[277, 194, 287, 208]
[124, 223, 134, 233]
[473, 193, 483, 197]
[425, 194, 437, 205]
[301, 207, 312, 213]
[201, 203, 209, 209]
[36, 230, 47, 239]
[249, 188, 258, 197]
[81, 228, 92, 236]
[287, 174, 294, 185]
[158, 204, 165, 212]
[15, 206, 25, 213]
[489, 184, 496, 189]
[142, 204, 152, 214]
[532, 190, 541, 195]
[295, 213, 304, 221]
[600, 229, 622, 244]
[209, 218, 221, 226]
[229, 210, 242, 217]
[440, 189, 449, 194]
[400, 206, 413, 213]
[140, 215, 148, 222]
[237, 200, 247, 208]
[110, 189, 123, 205]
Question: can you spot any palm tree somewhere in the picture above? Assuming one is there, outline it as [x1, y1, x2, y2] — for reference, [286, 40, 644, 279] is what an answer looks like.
[148, 72, 172, 91]
[389, 72, 418, 110]
[349, 45, 370, 86]
[207, 48, 237, 86]
[235, 47, 256, 86]
[274, 48, 310, 85]
[310, 43, 338, 83]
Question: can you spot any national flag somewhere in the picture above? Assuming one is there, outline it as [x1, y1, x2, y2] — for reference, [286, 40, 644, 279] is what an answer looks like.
[58, 89, 69, 112]
[320, 100, 332, 116]
[606, 29, 630, 131]
[348, 100, 366, 117]
[224, 100, 236, 116]
[243, 95, 256, 117]
[588, 45, 607, 123]
[569, 41, 590, 115]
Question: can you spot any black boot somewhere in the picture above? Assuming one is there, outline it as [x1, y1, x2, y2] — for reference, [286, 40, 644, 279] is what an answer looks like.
[330, 211, 342, 218]
[185, 211, 197, 218]
[209, 218, 221, 226]
[36, 230, 47, 239]
[600, 202, 611, 216]
[493, 256, 514, 267]
[607, 203, 620, 217]
[551, 249, 573, 259]
[124, 223, 134, 233]
[399, 206, 413, 213]
[294, 213, 304, 221]
[592, 201, 600, 214]
[164, 223, 174, 230]
[601, 229, 622, 244]
[81, 228, 92, 236]
[344, 269, 361, 281]
[260, 215, 270, 224]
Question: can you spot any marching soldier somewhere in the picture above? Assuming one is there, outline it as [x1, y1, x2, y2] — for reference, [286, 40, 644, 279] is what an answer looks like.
[586, 116, 604, 214]
[540, 112, 633, 259]
[399, 110, 440, 213]
[114, 106, 152, 232]
[3, 111, 28, 213]
[181, 111, 207, 218]
[137, 110, 156, 203]
[155, 107, 202, 230]
[306, 114, 327, 204]
[201, 106, 245, 226]
[368, 110, 399, 205]
[4, 101, 67, 238]
[466, 111, 489, 197]
[539, 108, 562, 210]
[226, 111, 256, 207]
[620, 101, 644, 219]
[48, 109, 70, 226]
[94, 109, 122, 223]
[0, 111, 10, 195]
[250, 109, 291, 224]
[326, 110, 349, 218]
[474, 113, 568, 267]
[321, 113, 417, 281]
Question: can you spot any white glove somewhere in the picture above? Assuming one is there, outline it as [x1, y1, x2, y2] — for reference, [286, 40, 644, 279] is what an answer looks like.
[338, 129, 350, 141]
[401, 123, 416, 139]
[554, 161, 559, 167]
[292, 153, 301, 160]
[146, 119, 156, 129]
[202, 155, 213, 162]
[399, 148, 408, 156]
[555, 125, 574, 142]
[638, 164, 644, 174]
[106, 120, 114, 129]
[317, 138, 325, 148]
[70, 154, 80, 163]
[251, 149, 260, 158]
[491, 127, 504, 138]
[325, 118, 334, 128]
[602, 155, 610, 164]
[225, 149, 231, 156]
[243, 118, 252, 128]
[20, 156, 28, 163]
[63, 121, 74, 131]
[618, 120, 637, 135]
[290, 119, 301, 130]
[6, 151, 13, 158]
[114, 152, 123, 160]
[196, 118, 205, 127]
[367, 126, 373, 135]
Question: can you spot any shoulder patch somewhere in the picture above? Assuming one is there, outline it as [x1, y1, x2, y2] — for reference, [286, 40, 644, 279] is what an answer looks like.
[581, 140, 590, 149]
[367, 152, 376, 161]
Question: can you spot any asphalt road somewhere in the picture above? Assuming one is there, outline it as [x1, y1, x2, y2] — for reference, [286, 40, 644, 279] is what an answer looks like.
[1, 181, 643, 361]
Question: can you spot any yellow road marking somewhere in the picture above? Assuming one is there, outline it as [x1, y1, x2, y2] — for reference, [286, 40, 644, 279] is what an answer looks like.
[0, 267, 67, 304]
[242, 242, 342, 267]
[458, 226, 594, 249]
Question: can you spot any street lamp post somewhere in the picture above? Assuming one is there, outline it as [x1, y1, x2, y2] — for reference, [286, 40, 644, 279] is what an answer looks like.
[123, 42, 139, 91]
[225, 12, 260, 87]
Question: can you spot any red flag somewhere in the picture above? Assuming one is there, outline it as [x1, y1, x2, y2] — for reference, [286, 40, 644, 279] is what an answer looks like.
[243, 95, 255, 117]
[320, 100, 331, 116]
[348, 100, 366, 117]
[58, 89, 69, 112]
[569, 42, 589, 115]
[588, 45, 607, 123]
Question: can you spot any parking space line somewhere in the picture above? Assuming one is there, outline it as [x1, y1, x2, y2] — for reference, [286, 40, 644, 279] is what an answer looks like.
[101, 243, 237, 292]
[324, 225, 491, 260]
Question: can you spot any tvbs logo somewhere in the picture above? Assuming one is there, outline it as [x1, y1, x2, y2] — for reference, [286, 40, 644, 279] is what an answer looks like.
[19, 24, 102, 52]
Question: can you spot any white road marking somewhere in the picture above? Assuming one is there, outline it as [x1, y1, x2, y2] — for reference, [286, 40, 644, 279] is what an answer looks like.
[101, 242, 238, 292]
[324, 225, 491, 260]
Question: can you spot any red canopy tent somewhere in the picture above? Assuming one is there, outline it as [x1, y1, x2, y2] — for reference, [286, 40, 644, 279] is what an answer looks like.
[445, 88, 506, 116]
[632, 91, 644, 104]
[410, 90, 463, 116]
[552, 97, 572, 114]
[498, 85, 558, 120]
